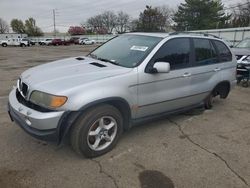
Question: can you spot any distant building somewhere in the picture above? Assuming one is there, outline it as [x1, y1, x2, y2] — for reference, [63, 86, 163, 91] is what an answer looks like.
[0, 33, 28, 40]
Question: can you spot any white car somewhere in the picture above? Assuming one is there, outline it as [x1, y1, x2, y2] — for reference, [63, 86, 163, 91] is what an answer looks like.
[79, 38, 95, 45]
[0, 38, 29, 47]
[39, 39, 53, 45]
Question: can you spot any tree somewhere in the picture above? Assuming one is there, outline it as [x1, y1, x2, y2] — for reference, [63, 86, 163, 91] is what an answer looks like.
[136, 5, 169, 32]
[86, 11, 117, 34]
[230, 0, 250, 27]
[173, 0, 231, 31]
[25, 17, 43, 36]
[101, 11, 117, 33]
[10, 19, 26, 33]
[156, 6, 174, 31]
[0, 18, 9, 33]
[86, 15, 104, 33]
[68, 26, 85, 35]
[116, 11, 130, 33]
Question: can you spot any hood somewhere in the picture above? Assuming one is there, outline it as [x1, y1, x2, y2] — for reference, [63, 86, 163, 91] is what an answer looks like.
[21, 56, 132, 94]
[231, 47, 250, 56]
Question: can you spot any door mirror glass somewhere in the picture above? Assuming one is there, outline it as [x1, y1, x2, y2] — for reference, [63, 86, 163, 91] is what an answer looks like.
[152, 62, 170, 73]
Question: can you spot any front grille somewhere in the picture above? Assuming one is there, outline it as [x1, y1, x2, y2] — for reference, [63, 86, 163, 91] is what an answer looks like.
[16, 89, 53, 112]
[17, 78, 29, 98]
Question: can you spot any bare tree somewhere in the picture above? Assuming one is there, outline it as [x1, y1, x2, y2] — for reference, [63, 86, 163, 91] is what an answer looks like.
[230, 0, 250, 27]
[156, 6, 174, 31]
[87, 15, 104, 33]
[0, 18, 9, 33]
[116, 11, 130, 33]
[102, 11, 117, 33]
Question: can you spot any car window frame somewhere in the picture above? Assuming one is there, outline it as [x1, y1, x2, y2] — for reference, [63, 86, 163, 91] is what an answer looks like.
[145, 37, 193, 73]
[211, 39, 233, 63]
[190, 38, 219, 67]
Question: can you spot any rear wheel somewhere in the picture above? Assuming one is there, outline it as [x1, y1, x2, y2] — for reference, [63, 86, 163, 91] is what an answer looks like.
[70, 104, 123, 158]
[2, 43, 7, 47]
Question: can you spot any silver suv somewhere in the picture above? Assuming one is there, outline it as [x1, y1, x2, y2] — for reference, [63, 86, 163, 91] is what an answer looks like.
[8, 32, 237, 157]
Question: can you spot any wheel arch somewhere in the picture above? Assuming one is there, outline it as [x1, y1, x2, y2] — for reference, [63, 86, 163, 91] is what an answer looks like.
[212, 80, 231, 98]
[57, 97, 132, 144]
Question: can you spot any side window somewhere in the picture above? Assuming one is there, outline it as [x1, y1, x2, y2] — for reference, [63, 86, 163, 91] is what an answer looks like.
[193, 38, 218, 65]
[151, 38, 190, 70]
[213, 40, 232, 62]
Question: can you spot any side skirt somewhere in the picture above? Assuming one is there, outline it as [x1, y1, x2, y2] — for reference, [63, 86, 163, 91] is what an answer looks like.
[131, 102, 204, 127]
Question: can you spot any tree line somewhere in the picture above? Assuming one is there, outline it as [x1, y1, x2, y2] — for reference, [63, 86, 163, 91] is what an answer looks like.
[0, 17, 43, 36]
[0, 0, 250, 36]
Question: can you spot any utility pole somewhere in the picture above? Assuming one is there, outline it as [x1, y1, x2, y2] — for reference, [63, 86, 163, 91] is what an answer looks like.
[53, 9, 56, 37]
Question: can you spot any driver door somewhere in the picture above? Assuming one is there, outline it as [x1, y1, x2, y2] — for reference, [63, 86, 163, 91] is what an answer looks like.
[137, 38, 193, 118]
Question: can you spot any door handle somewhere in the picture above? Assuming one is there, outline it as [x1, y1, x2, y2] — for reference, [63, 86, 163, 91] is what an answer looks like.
[214, 68, 221, 72]
[183, 72, 191, 77]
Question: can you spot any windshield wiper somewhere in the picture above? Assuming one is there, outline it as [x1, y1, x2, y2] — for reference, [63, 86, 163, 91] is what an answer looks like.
[89, 54, 119, 66]
[97, 57, 119, 65]
[88, 53, 98, 59]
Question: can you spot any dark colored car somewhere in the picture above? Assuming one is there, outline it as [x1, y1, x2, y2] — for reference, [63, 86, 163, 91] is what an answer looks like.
[231, 38, 250, 60]
[69, 37, 80, 44]
[50, 39, 70, 46]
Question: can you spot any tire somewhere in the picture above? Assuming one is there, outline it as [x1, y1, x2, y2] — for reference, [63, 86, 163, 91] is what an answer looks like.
[20, 43, 26, 47]
[242, 81, 249, 88]
[204, 92, 214, 109]
[2, 43, 7, 47]
[70, 104, 123, 158]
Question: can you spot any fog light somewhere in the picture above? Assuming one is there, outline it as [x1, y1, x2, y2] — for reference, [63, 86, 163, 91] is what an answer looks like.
[25, 118, 31, 126]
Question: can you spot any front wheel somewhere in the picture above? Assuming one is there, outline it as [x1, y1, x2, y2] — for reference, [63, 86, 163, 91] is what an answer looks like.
[204, 93, 214, 109]
[70, 105, 123, 158]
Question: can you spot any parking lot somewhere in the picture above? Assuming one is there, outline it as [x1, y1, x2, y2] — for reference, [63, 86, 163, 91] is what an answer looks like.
[0, 45, 250, 188]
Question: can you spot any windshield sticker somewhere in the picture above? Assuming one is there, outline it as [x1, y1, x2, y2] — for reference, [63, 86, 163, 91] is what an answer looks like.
[130, 45, 148, 51]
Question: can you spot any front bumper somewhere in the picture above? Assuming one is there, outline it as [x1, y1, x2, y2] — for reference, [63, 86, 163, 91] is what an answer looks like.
[8, 88, 65, 142]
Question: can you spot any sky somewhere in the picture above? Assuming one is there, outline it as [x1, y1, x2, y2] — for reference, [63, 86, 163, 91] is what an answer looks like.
[0, 0, 242, 33]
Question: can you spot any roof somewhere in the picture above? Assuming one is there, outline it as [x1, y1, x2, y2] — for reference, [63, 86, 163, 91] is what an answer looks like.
[125, 32, 221, 40]
[125, 32, 170, 38]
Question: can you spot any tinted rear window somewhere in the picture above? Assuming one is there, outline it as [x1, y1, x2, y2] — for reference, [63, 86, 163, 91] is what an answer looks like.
[194, 38, 218, 65]
[213, 40, 232, 62]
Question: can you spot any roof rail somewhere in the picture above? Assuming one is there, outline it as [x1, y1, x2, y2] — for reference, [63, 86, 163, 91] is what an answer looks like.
[169, 31, 220, 39]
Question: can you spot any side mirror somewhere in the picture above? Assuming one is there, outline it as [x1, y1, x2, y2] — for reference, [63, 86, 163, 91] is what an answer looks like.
[152, 62, 170, 73]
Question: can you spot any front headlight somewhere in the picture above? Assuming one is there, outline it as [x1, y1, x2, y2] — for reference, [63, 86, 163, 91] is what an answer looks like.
[30, 91, 67, 108]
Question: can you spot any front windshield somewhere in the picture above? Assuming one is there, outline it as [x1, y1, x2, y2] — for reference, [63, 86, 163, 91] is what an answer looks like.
[89, 34, 162, 68]
[236, 39, 250, 48]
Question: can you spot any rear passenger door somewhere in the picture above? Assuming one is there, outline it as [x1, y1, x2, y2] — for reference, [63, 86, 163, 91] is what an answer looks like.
[188, 38, 232, 104]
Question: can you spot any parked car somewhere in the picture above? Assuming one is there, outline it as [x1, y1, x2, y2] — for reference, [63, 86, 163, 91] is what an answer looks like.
[69, 37, 80, 44]
[50, 39, 61, 46]
[50, 39, 71, 46]
[79, 38, 95, 45]
[231, 38, 250, 61]
[39, 39, 53, 45]
[21, 38, 35, 46]
[8, 32, 237, 158]
[0, 38, 29, 47]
